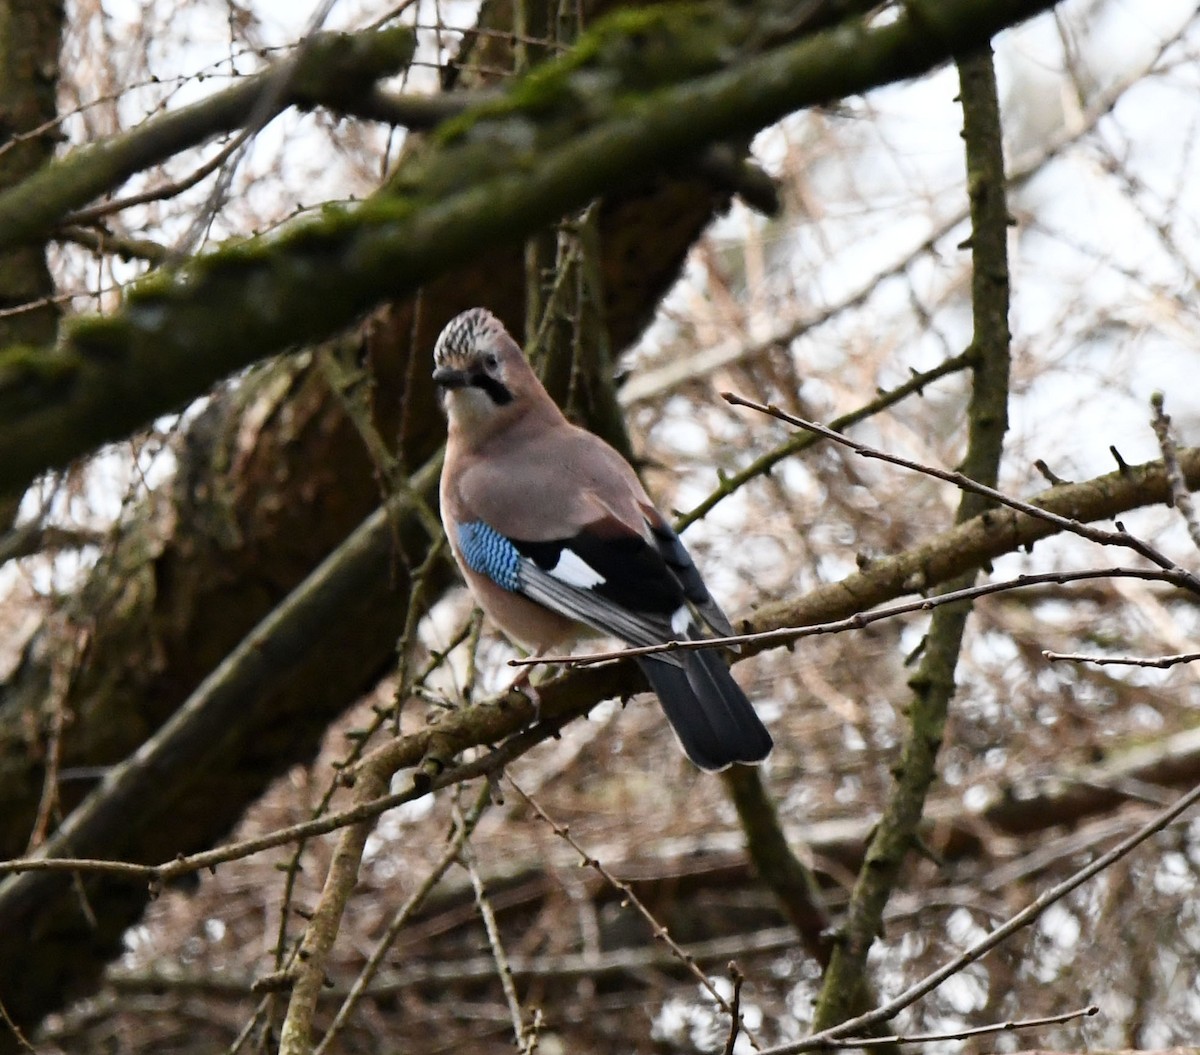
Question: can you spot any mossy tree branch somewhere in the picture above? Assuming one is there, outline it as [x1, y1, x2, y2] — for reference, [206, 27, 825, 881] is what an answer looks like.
[811, 46, 1013, 1030]
[0, 0, 1059, 501]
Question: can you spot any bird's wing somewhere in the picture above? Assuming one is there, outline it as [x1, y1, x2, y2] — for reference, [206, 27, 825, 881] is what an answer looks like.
[448, 421, 736, 647]
[452, 516, 692, 664]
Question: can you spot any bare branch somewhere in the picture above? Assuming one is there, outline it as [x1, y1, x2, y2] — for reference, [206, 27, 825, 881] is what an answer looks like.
[461, 826, 532, 1052]
[723, 394, 1200, 595]
[0, 996, 35, 1054]
[825, 1005, 1099, 1049]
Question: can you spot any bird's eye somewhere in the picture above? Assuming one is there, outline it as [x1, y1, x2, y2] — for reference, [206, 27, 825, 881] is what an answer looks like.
[483, 353, 499, 371]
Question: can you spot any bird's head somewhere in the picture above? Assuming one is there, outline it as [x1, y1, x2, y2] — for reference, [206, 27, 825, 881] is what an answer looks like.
[433, 308, 546, 437]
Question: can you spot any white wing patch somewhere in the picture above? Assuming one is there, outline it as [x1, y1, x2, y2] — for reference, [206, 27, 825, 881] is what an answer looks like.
[548, 549, 607, 589]
[671, 605, 693, 636]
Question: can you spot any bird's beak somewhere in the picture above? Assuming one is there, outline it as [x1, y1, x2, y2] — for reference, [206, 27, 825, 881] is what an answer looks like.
[432, 366, 470, 390]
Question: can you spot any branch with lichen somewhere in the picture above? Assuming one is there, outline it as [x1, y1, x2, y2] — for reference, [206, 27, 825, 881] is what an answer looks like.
[0, 0, 1060, 502]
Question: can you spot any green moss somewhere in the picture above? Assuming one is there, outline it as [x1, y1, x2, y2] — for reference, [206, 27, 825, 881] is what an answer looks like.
[0, 343, 83, 405]
[292, 27, 417, 100]
[582, 4, 745, 85]
[67, 316, 135, 359]
[190, 237, 274, 276]
[435, 1, 742, 145]
[330, 192, 416, 231]
[116, 266, 182, 301]
[0, 343, 66, 376]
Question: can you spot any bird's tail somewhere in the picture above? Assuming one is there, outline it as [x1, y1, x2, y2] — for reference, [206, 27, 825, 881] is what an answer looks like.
[637, 648, 772, 771]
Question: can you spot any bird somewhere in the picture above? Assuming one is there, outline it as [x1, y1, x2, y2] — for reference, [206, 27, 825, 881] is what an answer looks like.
[432, 307, 773, 771]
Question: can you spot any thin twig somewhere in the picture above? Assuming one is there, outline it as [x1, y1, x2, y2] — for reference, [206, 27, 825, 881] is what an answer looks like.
[675, 351, 974, 532]
[64, 132, 247, 227]
[461, 825, 532, 1052]
[824, 1004, 1098, 1048]
[173, 0, 343, 257]
[390, 536, 449, 733]
[1043, 649, 1200, 669]
[0, 994, 36, 1053]
[25, 620, 84, 852]
[225, 996, 271, 1055]
[1150, 391, 1200, 551]
[723, 964, 745, 1055]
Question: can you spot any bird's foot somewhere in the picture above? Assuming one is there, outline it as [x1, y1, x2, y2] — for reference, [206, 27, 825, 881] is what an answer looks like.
[505, 665, 543, 722]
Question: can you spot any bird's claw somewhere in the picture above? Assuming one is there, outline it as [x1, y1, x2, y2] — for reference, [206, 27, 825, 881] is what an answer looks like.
[515, 679, 543, 723]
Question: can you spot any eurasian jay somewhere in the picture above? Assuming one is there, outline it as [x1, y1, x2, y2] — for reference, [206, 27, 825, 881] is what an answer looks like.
[433, 307, 773, 771]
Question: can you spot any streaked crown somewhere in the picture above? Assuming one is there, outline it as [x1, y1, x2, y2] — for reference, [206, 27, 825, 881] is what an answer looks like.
[434, 308, 511, 369]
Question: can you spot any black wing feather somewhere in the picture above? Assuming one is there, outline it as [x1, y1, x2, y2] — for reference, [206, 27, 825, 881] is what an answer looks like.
[649, 521, 737, 638]
[504, 523, 771, 769]
[514, 560, 686, 665]
[516, 533, 681, 615]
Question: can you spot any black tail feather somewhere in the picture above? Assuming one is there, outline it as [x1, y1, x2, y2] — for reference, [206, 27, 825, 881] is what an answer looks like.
[637, 650, 772, 771]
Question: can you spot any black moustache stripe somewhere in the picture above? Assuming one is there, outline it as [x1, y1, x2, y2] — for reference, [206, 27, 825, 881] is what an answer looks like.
[473, 373, 513, 405]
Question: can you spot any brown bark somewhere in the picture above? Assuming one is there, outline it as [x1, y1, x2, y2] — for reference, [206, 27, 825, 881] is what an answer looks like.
[0, 0, 60, 346]
[0, 0, 62, 533]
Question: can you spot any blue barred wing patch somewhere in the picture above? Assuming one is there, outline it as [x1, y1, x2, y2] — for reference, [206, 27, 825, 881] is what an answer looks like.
[452, 520, 693, 663]
[456, 521, 521, 591]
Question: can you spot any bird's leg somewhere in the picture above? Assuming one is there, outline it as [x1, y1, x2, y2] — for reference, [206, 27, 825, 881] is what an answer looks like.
[507, 652, 543, 722]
